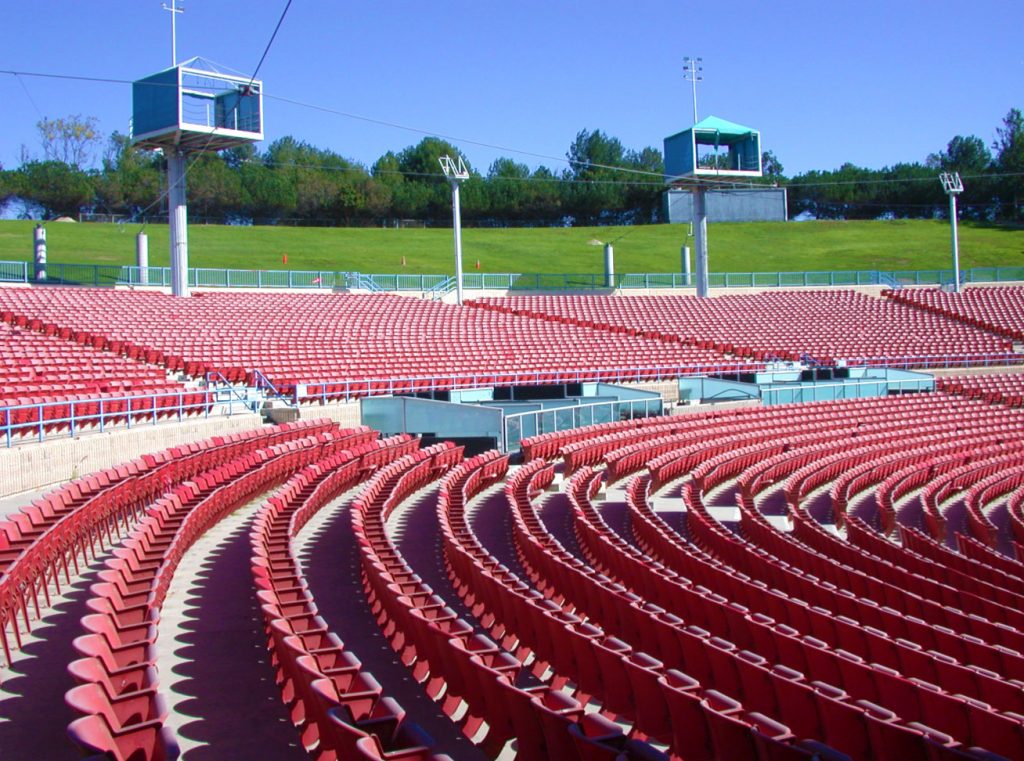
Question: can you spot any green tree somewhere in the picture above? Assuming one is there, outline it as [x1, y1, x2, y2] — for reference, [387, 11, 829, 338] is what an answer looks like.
[761, 150, 785, 181]
[189, 154, 242, 218]
[993, 108, 1024, 220]
[94, 131, 162, 215]
[239, 161, 297, 220]
[396, 138, 471, 219]
[927, 135, 992, 174]
[16, 161, 94, 217]
[927, 136, 994, 219]
[486, 158, 531, 221]
[564, 129, 629, 224]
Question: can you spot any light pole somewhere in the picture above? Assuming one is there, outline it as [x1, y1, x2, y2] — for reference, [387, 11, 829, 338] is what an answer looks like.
[683, 56, 703, 124]
[162, 1, 184, 67]
[439, 155, 470, 305]
[939, 172, 964, 293]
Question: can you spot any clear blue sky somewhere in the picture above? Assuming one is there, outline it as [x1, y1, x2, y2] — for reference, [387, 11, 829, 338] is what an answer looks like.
[1, 0, 1022, 177]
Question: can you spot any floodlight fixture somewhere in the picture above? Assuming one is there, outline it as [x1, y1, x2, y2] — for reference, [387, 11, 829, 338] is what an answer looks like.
[439, 155, 470, 182]
[161, 0, 185, 67]
[940, 172, 964, 195]
[683, 56, 703, 124]
[439, 155, 469, 305]
[939, 172, 965, 292]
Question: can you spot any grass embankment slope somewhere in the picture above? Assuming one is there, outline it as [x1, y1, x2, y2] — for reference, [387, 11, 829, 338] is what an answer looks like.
[0, 219, 1022, 274]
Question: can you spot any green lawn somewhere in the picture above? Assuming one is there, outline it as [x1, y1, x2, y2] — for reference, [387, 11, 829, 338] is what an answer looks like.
[1, 219, 1022, 275]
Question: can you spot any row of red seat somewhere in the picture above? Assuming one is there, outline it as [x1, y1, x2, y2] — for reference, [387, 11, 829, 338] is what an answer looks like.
[250, 430, 457, 760]
[505, 458, 862, 759]
[886, 286, 1024, 342]
[0, 420, 335, 668]
[600, 465, 1014, 759]
[438, 451, 684, 760]
[65, 424, 341, 760]
[353, 443, 672, 760]
[513, 394, 1024, 758]
[937, 373, 1024, 408]
[751, 435, 1024, 623]
[0, 320, 182, 403]
[0, 288, 744, 398]
[468, 291, 1016, 367]
[680, 441, 1024, 672]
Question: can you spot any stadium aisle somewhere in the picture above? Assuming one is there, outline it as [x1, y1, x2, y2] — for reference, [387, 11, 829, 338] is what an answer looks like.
[592, 481, 643, 550]
[466, 480, 524, 576]
[295, 490, 488, 761]
[388, 484, 481, 626]
[0, 561, 104, 760]
[159, 499, 307, 760]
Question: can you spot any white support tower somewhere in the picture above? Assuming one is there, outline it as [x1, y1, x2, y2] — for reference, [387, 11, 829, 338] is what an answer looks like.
[940, 172, 964, 293]
[439, 155, 470, 306]
[167, 150, 189, 296]
[692, 186, 710, 297]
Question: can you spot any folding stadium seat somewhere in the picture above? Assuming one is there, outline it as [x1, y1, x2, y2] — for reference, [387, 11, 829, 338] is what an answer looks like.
[656, 670, 715, 761]
[66, 712, 180, 761]
[855, 700, 929, 761]
[68, 654, 160, 698]
[811, 682, 872, 761]
[65, 681, 167, 730]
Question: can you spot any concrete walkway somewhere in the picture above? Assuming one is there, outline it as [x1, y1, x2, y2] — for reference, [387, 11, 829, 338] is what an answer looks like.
[0, 557, 106, 760]
[295, 489, 487, 761]
[159, 498, 307, 761]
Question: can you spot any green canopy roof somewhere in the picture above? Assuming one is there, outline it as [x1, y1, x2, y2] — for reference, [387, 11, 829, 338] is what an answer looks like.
[691, 115, 757, 145]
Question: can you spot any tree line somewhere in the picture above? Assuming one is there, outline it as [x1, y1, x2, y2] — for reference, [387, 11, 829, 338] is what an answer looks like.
[0, 109, 1021, 224]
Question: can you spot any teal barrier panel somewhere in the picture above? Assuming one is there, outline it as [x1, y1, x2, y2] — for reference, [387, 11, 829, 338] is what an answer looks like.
[0, 261, 28, 282]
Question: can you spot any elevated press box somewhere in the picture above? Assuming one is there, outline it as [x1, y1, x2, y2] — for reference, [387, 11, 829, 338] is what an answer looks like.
[131, 56, 263, 152]
[664, 115, 762, 182]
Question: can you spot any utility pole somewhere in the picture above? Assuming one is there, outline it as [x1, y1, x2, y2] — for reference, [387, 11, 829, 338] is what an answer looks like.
[162, 0, 184, 67]
[683, 56, 703, 124]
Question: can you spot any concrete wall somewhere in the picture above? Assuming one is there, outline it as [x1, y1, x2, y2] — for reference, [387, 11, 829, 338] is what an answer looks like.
[624, 380, 680, 404]
[0, 412, 265, 499]
[295, 399, 361, 428]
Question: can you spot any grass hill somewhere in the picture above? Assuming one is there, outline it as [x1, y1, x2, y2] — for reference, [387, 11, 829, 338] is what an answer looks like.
[0, 219, 1022, 275]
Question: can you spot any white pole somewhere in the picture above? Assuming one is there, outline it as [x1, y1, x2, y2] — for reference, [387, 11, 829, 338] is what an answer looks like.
[171, 2, 176, 66]
[162, 0, 184, 67]
[604, 243, 614, 288]
[682, 245, 692, 286]
[693, 186, 709, 297]
[691, 75, 698, 124]
[949, 193, 961, 293]
[33, 224, 46, 281]
[451, 180, 464, 306]
[167, 150, 189, 297]
[136, 232, 149, 285]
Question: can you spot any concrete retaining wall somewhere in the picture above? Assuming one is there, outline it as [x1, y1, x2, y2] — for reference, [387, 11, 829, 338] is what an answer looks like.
[0, 413, 264, 499]
[295, 400, 361, 428]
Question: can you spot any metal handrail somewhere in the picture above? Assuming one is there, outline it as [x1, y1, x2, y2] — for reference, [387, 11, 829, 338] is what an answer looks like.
[5, 260, 1024, 291]
[0, 388, 253, 448]
[501, 396, 665, 453]
[290, 362, 758, 404]
[283, 352, 1024, 404]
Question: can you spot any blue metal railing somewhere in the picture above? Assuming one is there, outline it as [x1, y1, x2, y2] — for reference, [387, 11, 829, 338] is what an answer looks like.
[0, 389, 252, 447]
[287, 363, 756, 405]
[5, 261, 1024, 291]
[501, 396, 666, 454]
[283, 352, 1024, 405]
